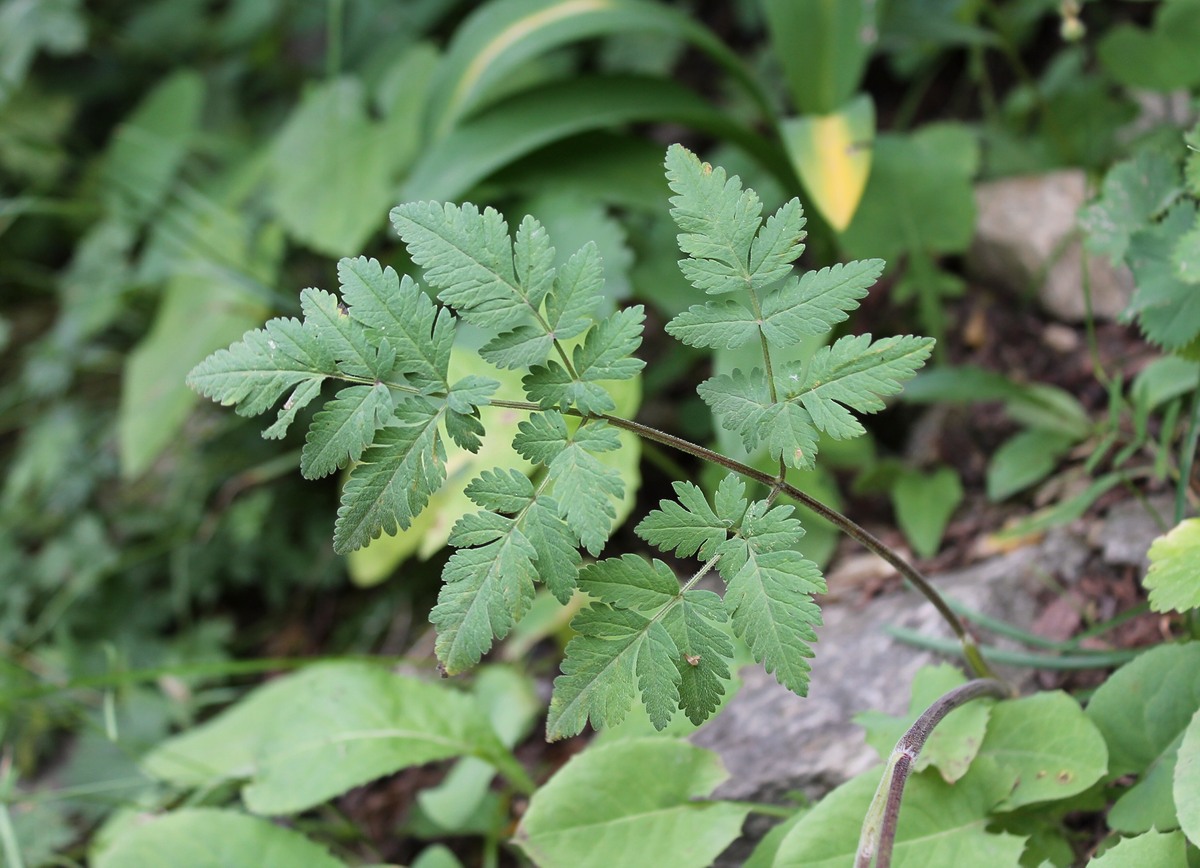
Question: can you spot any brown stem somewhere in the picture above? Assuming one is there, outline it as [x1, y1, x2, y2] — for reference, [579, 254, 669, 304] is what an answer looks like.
[488, 398, 997, 679]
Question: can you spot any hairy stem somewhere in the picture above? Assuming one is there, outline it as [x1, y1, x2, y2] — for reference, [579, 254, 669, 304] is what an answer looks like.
[488, 397, 997, 680]
[856, 679, 1009, 868]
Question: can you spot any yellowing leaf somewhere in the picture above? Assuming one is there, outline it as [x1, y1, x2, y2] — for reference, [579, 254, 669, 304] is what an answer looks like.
[780, 94, 874, 232]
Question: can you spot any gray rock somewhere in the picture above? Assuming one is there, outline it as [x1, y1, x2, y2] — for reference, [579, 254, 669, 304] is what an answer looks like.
[1096, 495, 1175, 569]
[968, 170, 1134, 322]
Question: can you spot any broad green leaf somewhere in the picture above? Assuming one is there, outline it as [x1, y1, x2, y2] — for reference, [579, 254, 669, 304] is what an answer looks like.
[405, 75, 772, 203]
[841, 124, 979, 261]
[986, 428, 1077, 501]
[760, 258, 883, 345]
[892, 467, 963, 559]
[1089, 643, 1200, 833]
[1098, 0, 1200, 91]
[142, 663, 515, 815]
[761, 0, 873, 114]
[1175, 709, 1200, 848]
[1087, 830, 1188, 868]
[268, 76, 406, 257]
[1144, 519, 1200, 614]
[856, 664, 993, 785]
[411, 845, 465, 868]
[514, 739, 751, 868]
[1080, 150, 1182, 265]
[425, 0, 764, 138]
[332, 399, 446, 554]
[780, 94, 875, 231]
[974, 691, 1107, 811]
[130, 210, 283, 476]
[300, 384, 393, 480]
[99, 71, 204, 224]
[93, 809, 345, 868]
[774, 764, 1025, 867]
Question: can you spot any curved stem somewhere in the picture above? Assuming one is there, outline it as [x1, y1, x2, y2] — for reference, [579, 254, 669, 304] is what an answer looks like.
[488, 398, 997, 680]
[856, 679, 1009, 868]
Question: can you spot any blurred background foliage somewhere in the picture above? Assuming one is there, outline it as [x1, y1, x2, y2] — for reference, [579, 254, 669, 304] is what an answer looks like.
[2, 0, 1199, 863]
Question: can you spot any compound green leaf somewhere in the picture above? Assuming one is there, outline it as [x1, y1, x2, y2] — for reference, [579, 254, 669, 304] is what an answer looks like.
[299, 287, 384, 381]
[465, 467, 535, 513]
[300, 383, 394, 480]
[186, 316, 334, 419]
[546, 431, 625, 555]
[391, 201, 545, 331]
[635, 480, 729, 560]
[432, 528, 538, 675]
[332, 399, 446, 554]
[720, 544, 823, 696]
[525, 498, 582, 603]
[524, 306, 646, 413]
[515, 739, 751, 868]
[697, 367, 773, 449]
[760, 259, 883, 344]
[445, 374, 500, 452]
[578, 554, 680, 612]
[759, 400, 820, 469]
[545, 240, 604, 341]
[1144, 519, 1200, 614]
[783, 333, 935, 437]
[547, 605, 673, 738]
[666, 143, 803, 294]
[665, 299, 761, 349]
[142, 663, 514, 815]
[662, 589, 734, 724]
[94, 809, 345, 868]
[336, 256, 452, 389]
[514, 410, 571, 464]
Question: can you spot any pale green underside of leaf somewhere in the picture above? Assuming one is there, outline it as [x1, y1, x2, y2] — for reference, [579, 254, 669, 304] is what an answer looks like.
[301, 383, 393, 480]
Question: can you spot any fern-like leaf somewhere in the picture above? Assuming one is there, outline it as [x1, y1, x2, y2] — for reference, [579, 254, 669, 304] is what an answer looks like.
[781, 333, 935, 440]
[760, 259, 884, 345]
[301, 383, 394, 480]
[390, 203, 553, 331]
[336, 257, 452, 389]
[665, 299, 761, 349]
[662, 590, 733, 724]
[332, 398, 445, 554]
[523, 306, 646, 414]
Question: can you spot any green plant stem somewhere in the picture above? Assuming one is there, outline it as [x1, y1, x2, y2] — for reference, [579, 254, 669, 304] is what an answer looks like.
[325, 0, 344, 79]
[887, 627, 1144, 669]
[1176, 381, 1200, 524]
[856, 679, 1008, 868]
[487, 397, 996, 680]
[0, 758, 25, 868]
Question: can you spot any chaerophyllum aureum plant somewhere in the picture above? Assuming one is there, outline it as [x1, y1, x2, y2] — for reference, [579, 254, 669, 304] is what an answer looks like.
[188, 144, 986, 743]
